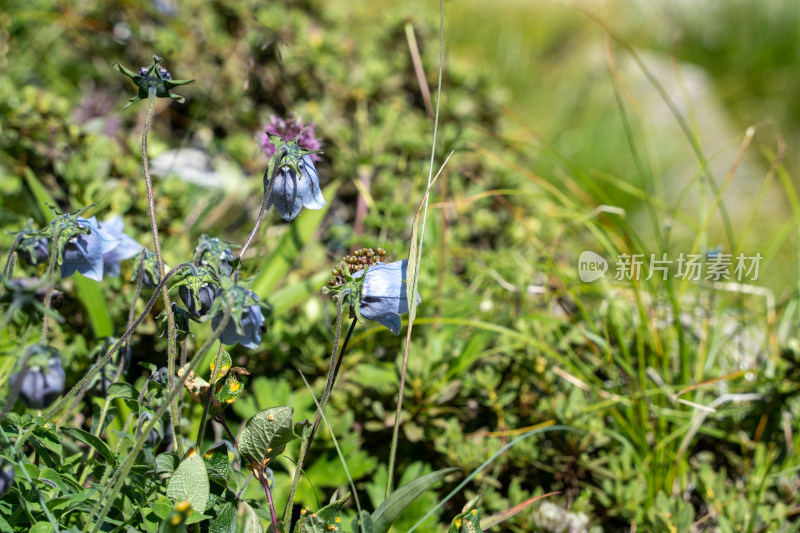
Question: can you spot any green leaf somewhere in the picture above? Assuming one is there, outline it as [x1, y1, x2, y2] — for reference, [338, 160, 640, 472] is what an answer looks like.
[73, 274, 114, 337]
[210, 350, 232, 384]
[155, 453, 180, 474]
[371, 467, 459, 533]
[269, 271, 331, 316]
[352, 511, 375, 533]
[61, 427, 116, 466]
[448, 497, 482, 533]
[29, 523, 54, 533]
[203, 444, 229, 483]
[107, 382, 139, 400]
[295, 495, 349, 533]
[185, 512, 213, 525]
[241, 501, 263, 533]
[210, 502, 237, 533]
[238, 406, 296, 465]
[152, 495, 172, 519]
[39, 468, 70, 495]
[213, 371, 245, 407]
[252, 182, 340, 297]
[23, 167, 56, 225]
[166, 448, 210, 514]
[31, 424, 62, 458]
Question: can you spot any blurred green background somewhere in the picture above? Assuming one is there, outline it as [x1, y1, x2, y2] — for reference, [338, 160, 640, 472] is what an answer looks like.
[3, 0, 800, 530]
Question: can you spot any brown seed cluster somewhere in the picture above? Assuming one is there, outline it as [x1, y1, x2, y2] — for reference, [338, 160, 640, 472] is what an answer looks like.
[328, 247, 388, 289]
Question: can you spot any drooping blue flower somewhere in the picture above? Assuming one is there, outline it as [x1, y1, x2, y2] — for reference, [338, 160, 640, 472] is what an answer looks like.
[356, 259, 420, 335]
[267, 152, 326, 222]
[10, 353, 66, 409]
[211, 289, 266, 350]
[99, 216, 143, 277]
[60, 217, 120, 282]
[180, 282, 219, 318]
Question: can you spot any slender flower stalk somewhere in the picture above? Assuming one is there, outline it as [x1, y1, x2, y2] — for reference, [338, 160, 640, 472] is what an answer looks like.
[283, 293, 347, 532]
[237, 150, 282, 260]
[2, 233, 24, 279]
[141, 86, 183, 455]
[258, 467, 280, 533]
[39, 228, 62, 344]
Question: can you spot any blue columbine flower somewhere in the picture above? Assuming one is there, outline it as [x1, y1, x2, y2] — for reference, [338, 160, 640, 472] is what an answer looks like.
[265, 134, 326, 221]
[99, 216, 143, 277]
[356, 259, 420, 335]
[60, 217, 120, 281]
[180, 282, 219, 318]
[10, 352, 66, 409]
[270, 154, 326, 221]
[210, 288, 266, 350]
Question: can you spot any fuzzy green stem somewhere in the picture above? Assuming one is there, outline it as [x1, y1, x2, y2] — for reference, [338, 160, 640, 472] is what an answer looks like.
[238, 153, 282, 262]
[308, 317, 356, 443]
[39, 227, 62, 344]
[283, 295, 346, 532]
[2, 233, 24, 279]
[141, 87, 182, 456]
[86, 299, 233, 533]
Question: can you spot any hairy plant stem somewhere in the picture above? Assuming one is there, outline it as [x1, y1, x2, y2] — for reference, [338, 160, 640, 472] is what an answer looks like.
[283, 295, 347, 532]
[238, 153, 282, 261]
[86, 300, 234, 533]
[257, 467, 280, 533]
[2, 233, 23, 279]
[308, 317, 356, 443]
[142, 87, 182, 456]
[39, 227, 62, 345]
[217, 411, 237, 447]
[44, 263, 196, 422]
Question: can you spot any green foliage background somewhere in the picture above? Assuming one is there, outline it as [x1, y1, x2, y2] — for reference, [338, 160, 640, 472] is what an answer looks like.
[2, 0, 800, 531]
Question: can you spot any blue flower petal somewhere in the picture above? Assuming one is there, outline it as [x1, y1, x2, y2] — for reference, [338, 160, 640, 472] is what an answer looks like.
[267, 156, 326, 221]
[356, 260, 420, 335]
[212, 304, 265, 349]
[296, 155, 326, 209]
[270, 167, 302, 221]
[99, 216, 143, 277]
